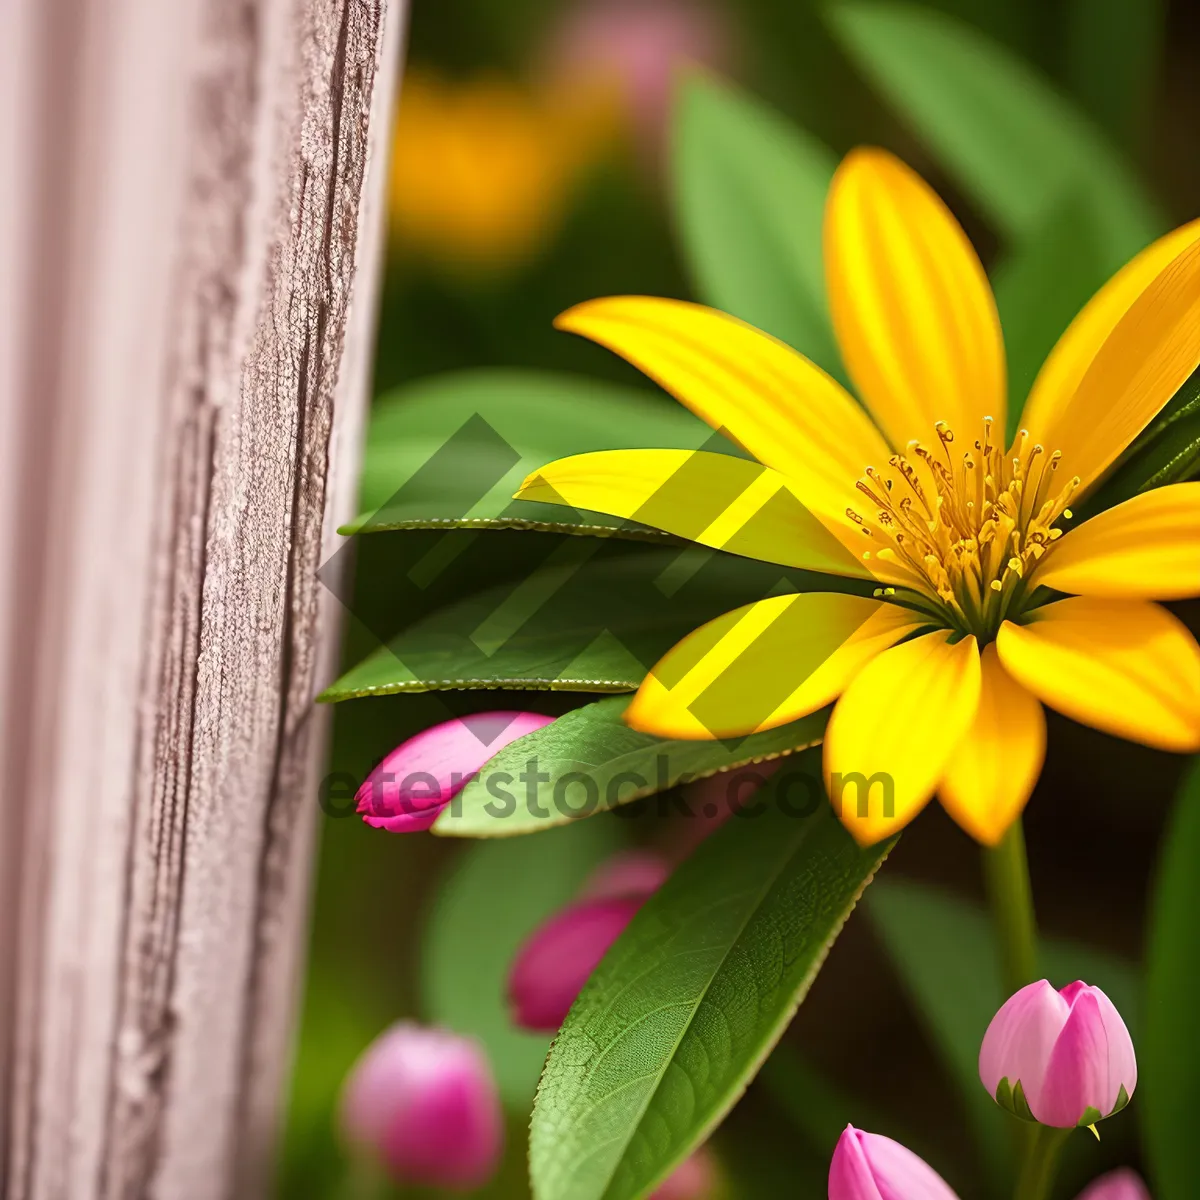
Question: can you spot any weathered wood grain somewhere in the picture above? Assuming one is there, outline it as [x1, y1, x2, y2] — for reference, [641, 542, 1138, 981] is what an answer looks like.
[0, 0, 404, 1195]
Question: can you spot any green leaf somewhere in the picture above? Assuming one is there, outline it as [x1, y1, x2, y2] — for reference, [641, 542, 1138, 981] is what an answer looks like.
[991, 195, 1110, 441]
[320, 543, 870, 702]
[829, 2, 1163, 270]
[672, 75, 842, 377]
[348, 370, 723, 535]
[1143, 757, 1200, 1200]
[866, 878, 1141, 1190]
[320, 630, 641, 702]
[422, 818, 622, 1109]
[321, 547, 651, 702]
[1080, 366, 1200, 517]
[528, 769, 894, 1200]
[435, 694, 828, 838]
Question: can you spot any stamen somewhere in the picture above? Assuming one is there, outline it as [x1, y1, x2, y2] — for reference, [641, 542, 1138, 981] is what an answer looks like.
[845, 416, 1079, 637]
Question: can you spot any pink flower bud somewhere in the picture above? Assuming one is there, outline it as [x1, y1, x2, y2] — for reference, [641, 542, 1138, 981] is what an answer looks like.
[979, 980, 1137, 1128]
[355, 711, 554, 832]
[828, 1126, 959, 1200]
[546, 0, 730, 162]
[508, 849, 668, 1031]
[338, 1022, 502, 1190]
[580, 849, 671, 901]
[1075, 1170, 1152, 1200]
[507, 895, 643, 1031]
[651, 1146, 719, 1200]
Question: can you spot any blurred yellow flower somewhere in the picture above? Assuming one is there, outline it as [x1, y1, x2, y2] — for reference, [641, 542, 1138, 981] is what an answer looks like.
[389, 69, 618, 273]
[516, 149, 1200, 847]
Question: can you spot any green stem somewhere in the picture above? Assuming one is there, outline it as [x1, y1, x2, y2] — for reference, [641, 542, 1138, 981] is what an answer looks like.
[983, 819, 1039, 995]
[984, 820, 1042, 1188]
[1014, 1125, 1070, 1200]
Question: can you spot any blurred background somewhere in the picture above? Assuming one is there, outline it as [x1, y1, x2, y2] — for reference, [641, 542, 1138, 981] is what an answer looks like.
[279, 1, 1200, 1196]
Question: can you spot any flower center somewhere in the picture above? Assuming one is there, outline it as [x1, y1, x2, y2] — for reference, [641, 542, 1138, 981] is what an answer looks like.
[846, 417, 1080, 639]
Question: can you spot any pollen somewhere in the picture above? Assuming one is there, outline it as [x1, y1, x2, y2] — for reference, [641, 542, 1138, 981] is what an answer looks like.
[846, 417, 1080, 637]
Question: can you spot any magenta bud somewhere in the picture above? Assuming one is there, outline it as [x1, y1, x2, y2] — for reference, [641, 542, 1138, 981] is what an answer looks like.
[979, 980, 1137, 1128]
[651, 1147, 720, 1200]
[507, 851, 667, 1031]
[507, 895, 643, 1031]
[1075, 1170, 1152, 1200]
[828, 1125, 959, 1200]
[580, 849, 670, 901]
[338, 1022, 502, 1190]
[355, 711, 554, 832]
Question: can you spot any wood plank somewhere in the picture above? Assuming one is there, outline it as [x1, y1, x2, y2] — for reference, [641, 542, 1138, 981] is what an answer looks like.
[0, 0, 404, 1194]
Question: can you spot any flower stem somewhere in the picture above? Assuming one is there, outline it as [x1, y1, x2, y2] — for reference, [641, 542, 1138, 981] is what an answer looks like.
[1014, 1125, 1071, 1200]
[985, 820, 1044, 1189]
[983, 819, 1039, 995]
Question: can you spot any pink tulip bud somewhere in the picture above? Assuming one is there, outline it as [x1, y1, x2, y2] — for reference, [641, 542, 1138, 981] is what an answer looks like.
[355, 711, 554, 832]
[338, 1022, 503, 1190]
[1075, 1170, 1152, 1200]
[508, 850, 668, 1031]
[507, 895, 643, 1031]
[828, 1126, 959, 1200]
[651, 1146, 719, 1200]
[979, 980, 1137, 1128]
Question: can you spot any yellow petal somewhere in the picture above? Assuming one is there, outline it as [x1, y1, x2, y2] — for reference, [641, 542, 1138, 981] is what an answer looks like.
[553, 295, 889, 522]
[824, 148, 1005, 449]
[625, 594, 920, 741]
[824, 631, 982, 846]
[1019, 219, 1200, 441]
[996, 598, 1200, 753]
[1032, 482, 1200, 600]
[939, 644, 1046, 846]
[516, 448, 872, 576]
[1034, 237, 1200, 492]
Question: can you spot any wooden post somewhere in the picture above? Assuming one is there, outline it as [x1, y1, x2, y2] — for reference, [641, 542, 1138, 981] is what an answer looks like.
[0, 0, 404, 1195]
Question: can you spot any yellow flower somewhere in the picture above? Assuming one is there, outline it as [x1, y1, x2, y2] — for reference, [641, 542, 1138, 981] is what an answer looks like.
[514, 148, 1200, 847]
[389, 69, 618, 273]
